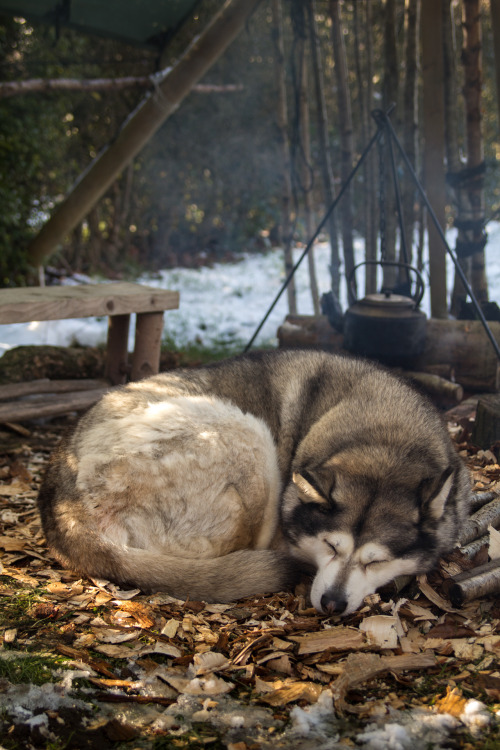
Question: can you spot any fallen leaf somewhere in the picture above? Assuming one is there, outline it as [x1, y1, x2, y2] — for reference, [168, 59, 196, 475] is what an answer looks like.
[261, 654, 295, 676]
[161, 671, 234, 696]
[94, 643, 141, 658]
[138, 640, 183, 658]
[260, 681, 323, 706]
[191, 651, 230, 675]
[417, 575, 461, 613]
[92, 627, 139, 644]
[435, 686, 468, 717]
[425, 623, 476, 639]
[399, 601, 438, 621]
[112, 600, 155, 628]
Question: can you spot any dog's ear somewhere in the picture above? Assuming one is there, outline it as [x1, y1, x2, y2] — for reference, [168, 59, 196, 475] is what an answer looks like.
[422, 469, 454, 520]
[292, 471, 328, 505]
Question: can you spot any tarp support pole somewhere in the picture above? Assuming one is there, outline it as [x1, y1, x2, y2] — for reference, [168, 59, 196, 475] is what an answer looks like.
[27, 0, 262, 267]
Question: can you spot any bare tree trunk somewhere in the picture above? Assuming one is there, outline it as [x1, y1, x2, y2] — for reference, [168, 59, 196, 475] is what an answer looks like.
[401, 0, 420, 271]
[330, 0, 356, 303]
[299, 43, 320, 315]
[364, 0, 377, 295]
[271, 0, 297, 314]
[490, 0, 500, 131]
[0, 76, 244, 99]
[353, 0, 375, 295]
[463, 0, 488, 305]
[382, 0, 398, 290]
[308, 0, 340, 300]
[421, 0, 448, 318]
[444, 0, 471, 317]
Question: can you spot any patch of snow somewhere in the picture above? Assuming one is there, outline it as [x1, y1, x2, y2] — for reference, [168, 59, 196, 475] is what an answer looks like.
[289, 689, 337, 736]
[461, 699, 492, 732]
[3, 225, 499, 355]
[1, 671, 92, 722]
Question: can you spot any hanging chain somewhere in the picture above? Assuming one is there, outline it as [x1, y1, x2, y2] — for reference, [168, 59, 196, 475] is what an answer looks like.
[378, 133, 387, 263]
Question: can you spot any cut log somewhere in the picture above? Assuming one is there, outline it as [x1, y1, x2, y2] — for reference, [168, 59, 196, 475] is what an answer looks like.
[414, 319, 500, 392]
[277, 315, 344, 351]
[0, 388, 113, 423]
[0, 378, 109, 401]
[458, 496, 500, 546]
[472, 394, 500, 449]
[402, 371, 463, 406]
[277, 315, 500, 392]
[448, 559, 500, 607]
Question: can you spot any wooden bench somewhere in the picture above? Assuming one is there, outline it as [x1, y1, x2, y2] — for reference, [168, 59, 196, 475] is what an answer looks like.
[0, 282, 179, 422]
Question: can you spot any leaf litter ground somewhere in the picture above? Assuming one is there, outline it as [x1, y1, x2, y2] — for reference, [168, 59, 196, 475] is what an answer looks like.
[0, 413, 499, 750]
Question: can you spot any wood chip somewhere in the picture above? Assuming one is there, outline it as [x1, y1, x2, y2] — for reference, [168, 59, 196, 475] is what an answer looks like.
[288, 626, 367, 655]
[489, 525, 500, 560]
[359, 615, 399, 649]
[417, 575, 461, 613]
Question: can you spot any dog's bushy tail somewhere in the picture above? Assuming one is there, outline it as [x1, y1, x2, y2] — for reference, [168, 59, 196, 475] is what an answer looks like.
[123, 546, 296, 601]
[49, 533, 295, 602]
[39, 489, 295, 602]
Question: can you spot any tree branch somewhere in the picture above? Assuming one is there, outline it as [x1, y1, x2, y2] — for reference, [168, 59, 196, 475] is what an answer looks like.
[0, 75, 243, 99]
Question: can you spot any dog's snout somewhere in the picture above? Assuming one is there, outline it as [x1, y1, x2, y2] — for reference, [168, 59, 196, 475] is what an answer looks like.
[320, 592, 347, 615]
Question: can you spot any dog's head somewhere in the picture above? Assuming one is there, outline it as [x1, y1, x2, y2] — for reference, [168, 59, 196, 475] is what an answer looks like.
[282, 448, 468, 616]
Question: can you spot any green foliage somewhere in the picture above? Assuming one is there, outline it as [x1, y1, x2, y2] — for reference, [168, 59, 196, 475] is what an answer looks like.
[0, 653, 67, 685]
[0, 3, 500, 286]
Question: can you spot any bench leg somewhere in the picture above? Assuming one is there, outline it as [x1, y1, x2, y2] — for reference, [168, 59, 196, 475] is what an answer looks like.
[131, 311, 164, 381]
[105, 314, 130, 385]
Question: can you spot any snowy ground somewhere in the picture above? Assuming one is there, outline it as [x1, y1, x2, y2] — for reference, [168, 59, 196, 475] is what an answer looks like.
[2, 223, 500, 356]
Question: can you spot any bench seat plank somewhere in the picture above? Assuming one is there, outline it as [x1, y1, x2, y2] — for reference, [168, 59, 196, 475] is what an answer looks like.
[0, 283, 179, 324]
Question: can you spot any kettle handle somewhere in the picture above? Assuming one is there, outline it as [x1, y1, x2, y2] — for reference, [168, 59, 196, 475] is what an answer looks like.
[348, 261, 425, 307]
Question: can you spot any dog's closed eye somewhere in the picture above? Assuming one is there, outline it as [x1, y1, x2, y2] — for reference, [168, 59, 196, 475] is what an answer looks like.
[325, 540, 337, 556]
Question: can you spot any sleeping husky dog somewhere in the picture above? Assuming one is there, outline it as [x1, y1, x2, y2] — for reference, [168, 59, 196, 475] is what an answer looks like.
[38, 350, 470, 615]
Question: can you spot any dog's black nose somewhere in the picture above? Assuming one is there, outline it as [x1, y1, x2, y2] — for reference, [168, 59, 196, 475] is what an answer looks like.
[320, 593, 347, 615]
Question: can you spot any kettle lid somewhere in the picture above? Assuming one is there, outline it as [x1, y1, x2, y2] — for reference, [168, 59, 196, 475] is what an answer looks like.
[358, 292, 415, 309]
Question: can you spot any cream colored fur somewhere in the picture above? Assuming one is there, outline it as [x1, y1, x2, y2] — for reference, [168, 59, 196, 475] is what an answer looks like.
[75, 394, 281, 559]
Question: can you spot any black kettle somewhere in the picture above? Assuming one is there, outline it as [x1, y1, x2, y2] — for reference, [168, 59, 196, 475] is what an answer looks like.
[343, 261, 427, 366]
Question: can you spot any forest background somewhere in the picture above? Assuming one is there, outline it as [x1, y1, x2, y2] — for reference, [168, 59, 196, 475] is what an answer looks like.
[0, 0, 499, 319]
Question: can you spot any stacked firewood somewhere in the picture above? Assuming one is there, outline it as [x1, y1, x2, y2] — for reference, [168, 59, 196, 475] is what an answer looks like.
[447, 487, 500, 607]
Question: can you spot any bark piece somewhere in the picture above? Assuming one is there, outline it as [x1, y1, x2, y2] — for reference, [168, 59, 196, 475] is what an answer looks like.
[331, 651, 436, 708]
